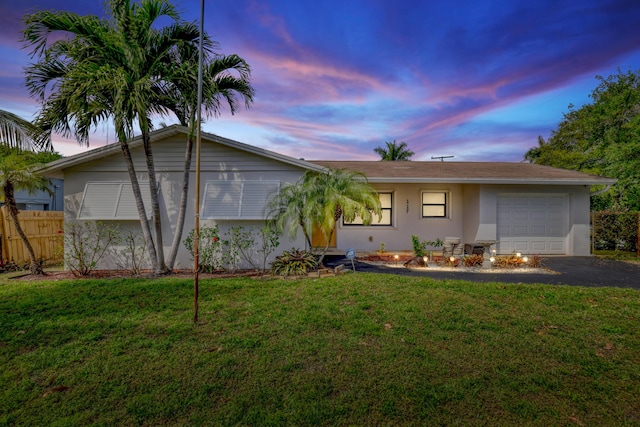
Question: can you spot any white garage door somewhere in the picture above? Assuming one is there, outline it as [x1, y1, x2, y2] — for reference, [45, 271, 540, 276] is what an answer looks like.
[497, 194, 568, 255]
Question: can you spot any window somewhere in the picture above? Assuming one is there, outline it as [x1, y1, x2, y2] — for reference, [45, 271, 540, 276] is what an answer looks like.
[78, 182, 152, 220]
[201, 180, 280, 220]
[344, 192, 392, 226]
[422, 191, 448, 218]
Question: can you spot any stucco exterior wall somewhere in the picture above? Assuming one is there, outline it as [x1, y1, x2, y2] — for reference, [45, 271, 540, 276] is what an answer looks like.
[61, 136, 307, 270]
[478, 184, 592, 256]
[336, 183, 465, 253]
[335, 183, 593, 256]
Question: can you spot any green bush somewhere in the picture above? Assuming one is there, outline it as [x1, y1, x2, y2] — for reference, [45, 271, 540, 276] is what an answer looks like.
[462, 254, 483, 267]
[593, 212, 638, 252]
[271, 248, 318, 276]
[183, 225, 223, 273]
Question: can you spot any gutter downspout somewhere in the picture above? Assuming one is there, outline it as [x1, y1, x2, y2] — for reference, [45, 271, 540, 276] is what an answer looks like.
[591, 184, 611, 196]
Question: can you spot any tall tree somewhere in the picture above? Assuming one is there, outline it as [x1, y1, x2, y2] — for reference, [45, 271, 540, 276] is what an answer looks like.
[0, 109, 52, 152]
[524, 69, 640, 210]
[0, 150, 51, 274]
[23, 0, 201, 274]
[159, 42, 254, 270]
[373, 140, 414, 161]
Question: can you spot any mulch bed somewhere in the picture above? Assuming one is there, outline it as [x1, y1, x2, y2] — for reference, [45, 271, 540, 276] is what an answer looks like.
[8, 269, 263, 281]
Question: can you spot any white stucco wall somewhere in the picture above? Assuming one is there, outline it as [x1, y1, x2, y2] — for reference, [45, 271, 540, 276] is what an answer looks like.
[61, 134, 307, 270]
[335, 183, 593, 256]
[336, 183, 465, 253]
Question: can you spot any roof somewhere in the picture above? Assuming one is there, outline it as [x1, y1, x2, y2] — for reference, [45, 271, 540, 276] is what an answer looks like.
[308, 161, 617, 185]
[39, 125, 326, 179]
[39, 125, 616, 186]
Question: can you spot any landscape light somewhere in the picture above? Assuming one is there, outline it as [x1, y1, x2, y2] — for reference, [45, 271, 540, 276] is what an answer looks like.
[423, 256, 428, 265]
[516, 252, 522, 257]
[490, 257, 495, 263]
[523, 256, 529, 263]
[449, 256, 455, 262]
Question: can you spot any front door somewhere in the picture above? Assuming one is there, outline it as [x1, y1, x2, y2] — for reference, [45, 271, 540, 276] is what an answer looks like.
[311, 223, 337, 249]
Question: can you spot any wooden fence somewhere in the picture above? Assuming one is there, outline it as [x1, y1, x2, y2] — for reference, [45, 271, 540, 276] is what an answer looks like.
[0, 206, 64, 264]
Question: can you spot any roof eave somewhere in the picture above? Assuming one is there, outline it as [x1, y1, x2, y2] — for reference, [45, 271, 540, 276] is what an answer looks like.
[39, 125, 326, 178]
[365, 177, 618, 185]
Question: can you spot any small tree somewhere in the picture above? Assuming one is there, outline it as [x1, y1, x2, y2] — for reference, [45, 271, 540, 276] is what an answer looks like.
[304, 168, 382, 265]
[269, 168, 382, 266]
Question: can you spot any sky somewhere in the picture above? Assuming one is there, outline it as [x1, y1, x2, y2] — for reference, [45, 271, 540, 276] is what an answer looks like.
[1, 0, 639, 161]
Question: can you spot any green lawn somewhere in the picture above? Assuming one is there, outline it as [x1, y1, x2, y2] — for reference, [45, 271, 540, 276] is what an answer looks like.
[594, 249, 640, 264]
[1, 273, 639, 426]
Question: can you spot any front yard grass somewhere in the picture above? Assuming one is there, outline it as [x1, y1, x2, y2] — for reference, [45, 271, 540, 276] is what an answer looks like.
[1, 273, 639, 426]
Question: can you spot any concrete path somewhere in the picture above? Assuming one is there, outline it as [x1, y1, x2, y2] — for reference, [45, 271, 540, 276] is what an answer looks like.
[324, 256, 640, 289]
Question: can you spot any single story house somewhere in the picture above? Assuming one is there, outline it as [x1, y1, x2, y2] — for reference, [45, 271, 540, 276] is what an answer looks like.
[1, 178, 64, 211]
[40, 125, 616, 269]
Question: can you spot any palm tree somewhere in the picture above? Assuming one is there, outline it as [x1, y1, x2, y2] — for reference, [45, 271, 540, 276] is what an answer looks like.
[23, 0, 201, 274]
[524, 135, 546, 163]
[269, 168, 381, 265]
[267, 179, 313, 249]
[0, 151, 51, 274]
[303, 168, 381, 264]
[0, 109, 52, 152]
[159, 42, 255, 270]
[374, 140, 414, 161]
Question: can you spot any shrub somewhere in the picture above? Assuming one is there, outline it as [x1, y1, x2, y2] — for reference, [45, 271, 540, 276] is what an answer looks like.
[62, 221, 120, 276]
[271, 248, 318, 276]
[411, 235, 427, 258]
[412, 235, 444, 258]
[525, 254, 544, 268]
[183, 225, 223, 273]
[462, 254, 483, 267]
[110, 230, 149, 275]
[492, 255, 524, 269]
[592, 212, 638, 252]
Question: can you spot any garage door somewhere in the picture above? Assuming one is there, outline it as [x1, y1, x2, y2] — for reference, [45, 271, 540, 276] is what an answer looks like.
[497, 194, 568, 255]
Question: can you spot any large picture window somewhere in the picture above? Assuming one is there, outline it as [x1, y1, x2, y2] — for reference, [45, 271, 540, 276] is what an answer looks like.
[344, 192, 392, 226]
[422, 191, 448, 218]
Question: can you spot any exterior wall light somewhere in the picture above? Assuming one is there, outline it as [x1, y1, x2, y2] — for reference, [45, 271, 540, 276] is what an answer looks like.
[516, 252, 522, 257]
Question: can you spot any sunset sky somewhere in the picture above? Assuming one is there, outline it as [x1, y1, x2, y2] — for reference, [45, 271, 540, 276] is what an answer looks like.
[1, 0, 639, 161]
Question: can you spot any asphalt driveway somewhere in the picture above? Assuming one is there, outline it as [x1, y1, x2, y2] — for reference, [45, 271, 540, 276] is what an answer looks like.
[324, 255, 640, 289]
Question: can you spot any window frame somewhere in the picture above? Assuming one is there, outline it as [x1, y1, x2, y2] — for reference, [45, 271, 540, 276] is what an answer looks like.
[343, 191, 393, 227]
[421, 190, 449, 219]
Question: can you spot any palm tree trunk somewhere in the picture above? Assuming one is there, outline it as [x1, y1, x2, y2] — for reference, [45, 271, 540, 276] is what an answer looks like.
[141, 130, 169, 274]
[166, 134, 194, 270]
[3, 181, 42, 274]
[317, 225, 336, 266]
[120, 140, 158, 272]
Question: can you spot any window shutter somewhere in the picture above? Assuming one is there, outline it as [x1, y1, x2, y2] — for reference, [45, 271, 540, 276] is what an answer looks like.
[202, 180, 280, 219]
[78, 182, 152, 220]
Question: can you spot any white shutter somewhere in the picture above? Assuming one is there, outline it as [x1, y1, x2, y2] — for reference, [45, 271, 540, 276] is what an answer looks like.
[201, 180, 280, 219]
[78, 182, 152, 220]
